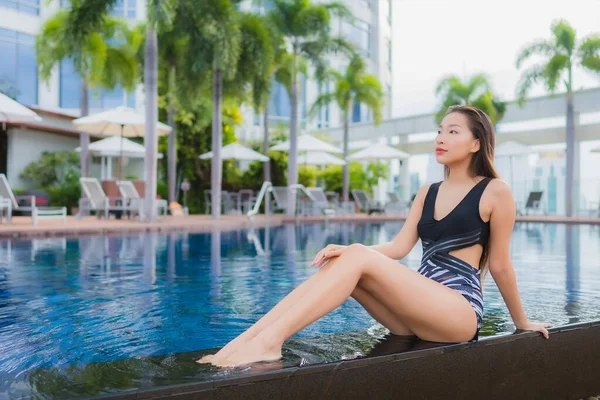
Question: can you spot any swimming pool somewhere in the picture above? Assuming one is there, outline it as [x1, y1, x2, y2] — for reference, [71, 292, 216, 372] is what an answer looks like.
[1, 222, 599, 398]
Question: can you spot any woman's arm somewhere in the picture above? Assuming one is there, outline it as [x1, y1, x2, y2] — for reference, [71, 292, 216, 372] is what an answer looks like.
[368, 184, 430, 260]
[487, 180, 550, 338]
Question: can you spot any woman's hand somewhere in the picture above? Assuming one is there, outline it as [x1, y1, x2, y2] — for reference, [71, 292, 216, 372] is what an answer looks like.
[310, 244, 348, 268]
[516, 321, 553, 339]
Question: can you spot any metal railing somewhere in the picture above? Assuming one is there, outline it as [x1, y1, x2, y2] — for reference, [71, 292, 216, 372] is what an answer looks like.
[247, 181, 273, 219]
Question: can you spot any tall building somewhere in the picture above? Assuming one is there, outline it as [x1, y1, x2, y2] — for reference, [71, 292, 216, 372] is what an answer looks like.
[238, 0, 394, 143]
[0, 0, 145, 116]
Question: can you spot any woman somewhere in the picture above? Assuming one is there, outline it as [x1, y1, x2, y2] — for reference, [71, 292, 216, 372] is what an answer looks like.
[198, 105, 552, 368]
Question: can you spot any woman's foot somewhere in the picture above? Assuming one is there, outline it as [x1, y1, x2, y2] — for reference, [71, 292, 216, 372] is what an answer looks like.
[212, 333, 282, 368]
[196, 329, 258, 364]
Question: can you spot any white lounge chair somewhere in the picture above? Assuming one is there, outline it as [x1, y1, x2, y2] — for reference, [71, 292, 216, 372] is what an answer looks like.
[117, 180, 168, 216]
[78, 177, 129, 219]
[306, 187, 336, 216]
[0, 173, 66, 225]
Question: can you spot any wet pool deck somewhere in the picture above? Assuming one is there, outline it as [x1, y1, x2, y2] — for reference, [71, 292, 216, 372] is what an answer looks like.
[0, 213, 599, 238]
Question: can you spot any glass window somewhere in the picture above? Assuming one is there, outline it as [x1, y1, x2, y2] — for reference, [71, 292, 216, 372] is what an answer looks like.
[62, 0, 136, 18]
[0, 0, 39, 15]
[60, 59, 135, 110]
[342, 20, 370, 56]
[352, 99, 361, 123]
[387, 0, 392, 23]
[535, 167, 543, 177]
[126, 91, 136, 108]
[110, 0, 136, 18]
[302, 74, 307, 120]
[268, 80, 291, 119]
[59, 59, 81, 108]
[387, 39, 392, 70]
[0, 29, 37, 104]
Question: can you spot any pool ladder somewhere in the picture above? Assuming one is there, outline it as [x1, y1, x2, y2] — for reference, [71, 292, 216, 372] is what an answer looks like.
[246, 182, 317, 219]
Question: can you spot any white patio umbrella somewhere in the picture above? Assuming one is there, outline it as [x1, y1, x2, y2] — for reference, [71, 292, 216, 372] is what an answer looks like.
[495, 141, 536, 191]
[73, 106, 171, 179]
[76, 136, 164, 179]
[270, 134, 343, 154]
[199, 142, 269, 162]
[298, 151, 346, 166]
[0, 92, 41, 125]
[348, 142, 410, 161]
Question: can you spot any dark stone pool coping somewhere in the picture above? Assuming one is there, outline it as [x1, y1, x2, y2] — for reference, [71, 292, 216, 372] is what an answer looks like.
[88, 320, 600, 400]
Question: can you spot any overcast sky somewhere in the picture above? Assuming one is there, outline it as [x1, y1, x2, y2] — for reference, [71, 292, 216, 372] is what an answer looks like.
[391, 0, 600, 117]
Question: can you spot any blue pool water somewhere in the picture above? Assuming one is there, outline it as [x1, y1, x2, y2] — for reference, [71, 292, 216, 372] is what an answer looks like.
[1, 222, 600, 397]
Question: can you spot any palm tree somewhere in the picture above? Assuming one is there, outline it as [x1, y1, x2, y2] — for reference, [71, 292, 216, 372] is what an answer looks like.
[65, 0, 176, 221]
[268, 0, 354, 216]
[434, 73, 506, 125]
[310, 54, 384, 203]
[249, 20, 287, 184]
[36, 10, 141, 178]
[183, 1, 275, 219]
[516, 19, 600, 217]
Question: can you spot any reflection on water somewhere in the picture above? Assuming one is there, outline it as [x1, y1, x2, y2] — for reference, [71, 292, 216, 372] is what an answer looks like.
[0, 222, 599, 398]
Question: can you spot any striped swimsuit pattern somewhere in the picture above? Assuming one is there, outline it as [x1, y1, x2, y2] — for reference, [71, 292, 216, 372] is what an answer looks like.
[417, 229, 484, 333]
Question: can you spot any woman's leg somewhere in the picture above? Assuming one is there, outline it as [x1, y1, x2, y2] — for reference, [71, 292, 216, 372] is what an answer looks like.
[198, 254, 412, 363]
[215, 243, 478, 367]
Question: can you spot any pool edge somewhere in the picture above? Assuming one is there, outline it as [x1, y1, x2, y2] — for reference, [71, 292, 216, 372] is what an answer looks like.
[88, 320, 600, 400]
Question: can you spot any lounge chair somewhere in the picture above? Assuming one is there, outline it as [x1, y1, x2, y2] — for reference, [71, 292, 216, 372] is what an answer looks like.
[239, 190, 256, 214]
[306, 187, 336, 216]
[385, 192, 410, 214]
[117, 180, 168, 216]
[518, 191, 544, 215]
[0, 173, 66, 225]
[351, 189, 385, 215]
[270, 186, 289, 214]
[78, 177, 130, 219]
[204, 190, 235, 215]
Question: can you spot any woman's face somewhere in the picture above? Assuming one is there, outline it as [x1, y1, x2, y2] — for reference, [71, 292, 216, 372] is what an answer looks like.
[434, 112, 480, 165]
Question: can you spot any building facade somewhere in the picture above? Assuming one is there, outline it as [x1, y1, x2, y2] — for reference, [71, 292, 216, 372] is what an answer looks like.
[237, 0, 394, 143]
[0, 0, 146, 188]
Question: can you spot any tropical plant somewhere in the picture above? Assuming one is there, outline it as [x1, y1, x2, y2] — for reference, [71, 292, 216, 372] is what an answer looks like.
[319, 162, 388, 194]
[36, 10, 142, 178]
[268, 0, 355, 215]
[176, 0, 274, 219]
[65, 0, 177, 221]
[20, 151, 81, 213]
[310, 53, 384, 202]
[434, 73, 506, 125]
[515, 19, 600, 216]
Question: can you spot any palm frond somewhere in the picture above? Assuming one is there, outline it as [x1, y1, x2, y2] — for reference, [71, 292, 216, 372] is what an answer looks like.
[579, 34, 600, 74]
[515, 39, 555, 68]
[308, 92, 335, 119]
[515, 65, 544, 105]
[542, 53, 569, 92]
[550, 19, 576, 54]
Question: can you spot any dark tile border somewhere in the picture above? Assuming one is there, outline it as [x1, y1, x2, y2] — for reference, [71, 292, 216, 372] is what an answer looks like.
[88, 321, 600, 400]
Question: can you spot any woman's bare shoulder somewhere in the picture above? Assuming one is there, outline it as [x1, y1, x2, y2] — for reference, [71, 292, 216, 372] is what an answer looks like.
[482, 178, 514, 212]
